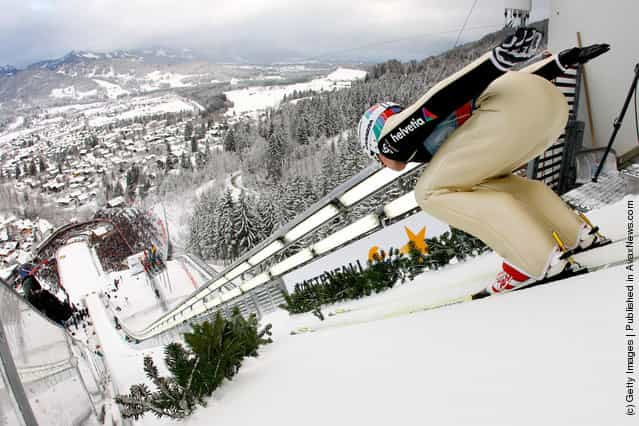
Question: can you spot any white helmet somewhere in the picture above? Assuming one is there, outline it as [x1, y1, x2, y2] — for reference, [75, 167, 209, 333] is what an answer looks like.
[357, 102, 403, 161]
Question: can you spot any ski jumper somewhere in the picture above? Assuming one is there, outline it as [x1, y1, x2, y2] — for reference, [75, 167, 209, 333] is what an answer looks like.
[377, 52, 582, 278]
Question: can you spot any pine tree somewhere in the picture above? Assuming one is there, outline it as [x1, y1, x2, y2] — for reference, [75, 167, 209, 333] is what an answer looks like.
[115, 351, 199, 420]
[184, 121, 193, 141]
[233, 191, 261, 256]
[180, 152, 191, 170]
[37, 156, 47, 173]
[216, 189, 236, 261]
[256, 194, 278, 239]
[203, 194, 220, 258]
[318, 142, 338, 196]
[266, 123, 285, 182]
[203, 140, 210, 162]
[113, 181, 124, 197]
[223, 128, 236, 152]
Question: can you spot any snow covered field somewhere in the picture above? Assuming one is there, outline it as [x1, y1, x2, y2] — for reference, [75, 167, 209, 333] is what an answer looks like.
[140, 70, 195, 91]
[224, 67, 366, 117]
[93, 79, 131, 99]
[50, 86, 99, 100]
[88, 94, 201, 127]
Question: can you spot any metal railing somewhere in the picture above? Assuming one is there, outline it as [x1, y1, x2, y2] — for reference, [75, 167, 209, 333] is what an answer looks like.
[122, 161, 424, 339]
[0, 278, 108, 425]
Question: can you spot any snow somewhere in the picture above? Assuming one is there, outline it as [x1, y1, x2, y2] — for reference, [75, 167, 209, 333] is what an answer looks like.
[140, 70, 195, 91]
[152, 195, 194, 251]
[224, 67, 366, 117]
[93, 79, 130, 99]
[195, 178, 217, 197]
[102, 258, 204, 332]
[87, 95, 197, 127]
[51, 238, 207, 423]
[85, 293, 173, 426]
[0, 126, 43, 144]
[325, 67, 367, 81]
[180, 195, 638, 426]
[44, 101, 107, 116]
[56, 242, 105, 304]
[50, 86, 99, 100]
[184, 263, 633, 426]
[7, 116, 24, 130]
[224, 171, 255, 200]
[41, 191, 637, 425]
[288, 96, 312, 105]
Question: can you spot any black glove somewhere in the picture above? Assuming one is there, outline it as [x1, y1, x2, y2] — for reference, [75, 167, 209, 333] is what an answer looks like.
[492, 27, 543, 70]
[558, 44, 610, 68]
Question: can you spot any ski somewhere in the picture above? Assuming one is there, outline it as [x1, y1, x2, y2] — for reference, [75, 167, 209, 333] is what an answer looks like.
[291, 235, 636, 335]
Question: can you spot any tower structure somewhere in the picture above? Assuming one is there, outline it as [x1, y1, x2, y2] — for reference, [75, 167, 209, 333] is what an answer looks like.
[504, 0, 532, 28]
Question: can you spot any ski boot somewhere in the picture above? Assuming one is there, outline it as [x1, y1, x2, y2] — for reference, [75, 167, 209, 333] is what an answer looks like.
[477, 231, 587, 299]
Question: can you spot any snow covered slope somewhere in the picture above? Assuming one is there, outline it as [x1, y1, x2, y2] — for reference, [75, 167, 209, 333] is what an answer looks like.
[57, 195, 636, 425]
[224, 67, 366, 117]
[181, 195, 637, 426]
[184, 263, 632, 426]
[56, 242, 106, 303]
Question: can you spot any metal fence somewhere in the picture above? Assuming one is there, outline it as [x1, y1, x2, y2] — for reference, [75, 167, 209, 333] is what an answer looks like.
[526, 65, 585, 194]
[0, 280, 107, 425]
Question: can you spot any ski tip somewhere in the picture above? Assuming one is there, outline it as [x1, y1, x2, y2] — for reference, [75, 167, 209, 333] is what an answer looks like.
[471, 289, 491, 300]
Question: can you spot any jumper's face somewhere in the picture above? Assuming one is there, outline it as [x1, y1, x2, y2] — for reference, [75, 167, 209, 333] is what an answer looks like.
[378, 153, 407, 171]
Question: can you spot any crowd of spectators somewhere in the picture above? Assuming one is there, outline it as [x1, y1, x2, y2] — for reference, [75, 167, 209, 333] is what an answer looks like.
[95, 231, 133, 272]
[95, 207, 163, 252]
[93, 207, 165, 272]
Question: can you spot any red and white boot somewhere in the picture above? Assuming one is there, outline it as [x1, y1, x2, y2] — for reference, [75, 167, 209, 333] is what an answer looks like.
[488, 247, 568, 295]
[489, 262, 534, 294]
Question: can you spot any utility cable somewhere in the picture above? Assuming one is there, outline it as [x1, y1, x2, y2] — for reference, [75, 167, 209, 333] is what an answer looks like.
[635, 77, 638, 144]
[434, 0, 480, 83]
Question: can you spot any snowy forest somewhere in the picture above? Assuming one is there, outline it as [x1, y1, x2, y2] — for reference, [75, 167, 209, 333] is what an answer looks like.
[184, 27, 514, 265]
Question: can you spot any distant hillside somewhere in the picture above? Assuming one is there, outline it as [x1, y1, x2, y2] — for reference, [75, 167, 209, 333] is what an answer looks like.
[0, 47, 329, 107]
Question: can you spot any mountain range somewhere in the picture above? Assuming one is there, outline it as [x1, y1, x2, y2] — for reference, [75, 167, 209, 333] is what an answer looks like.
[0, 46, 333, 107]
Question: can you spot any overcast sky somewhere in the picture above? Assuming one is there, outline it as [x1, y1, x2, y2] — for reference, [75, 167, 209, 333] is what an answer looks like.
[1, 0, 550, 67]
